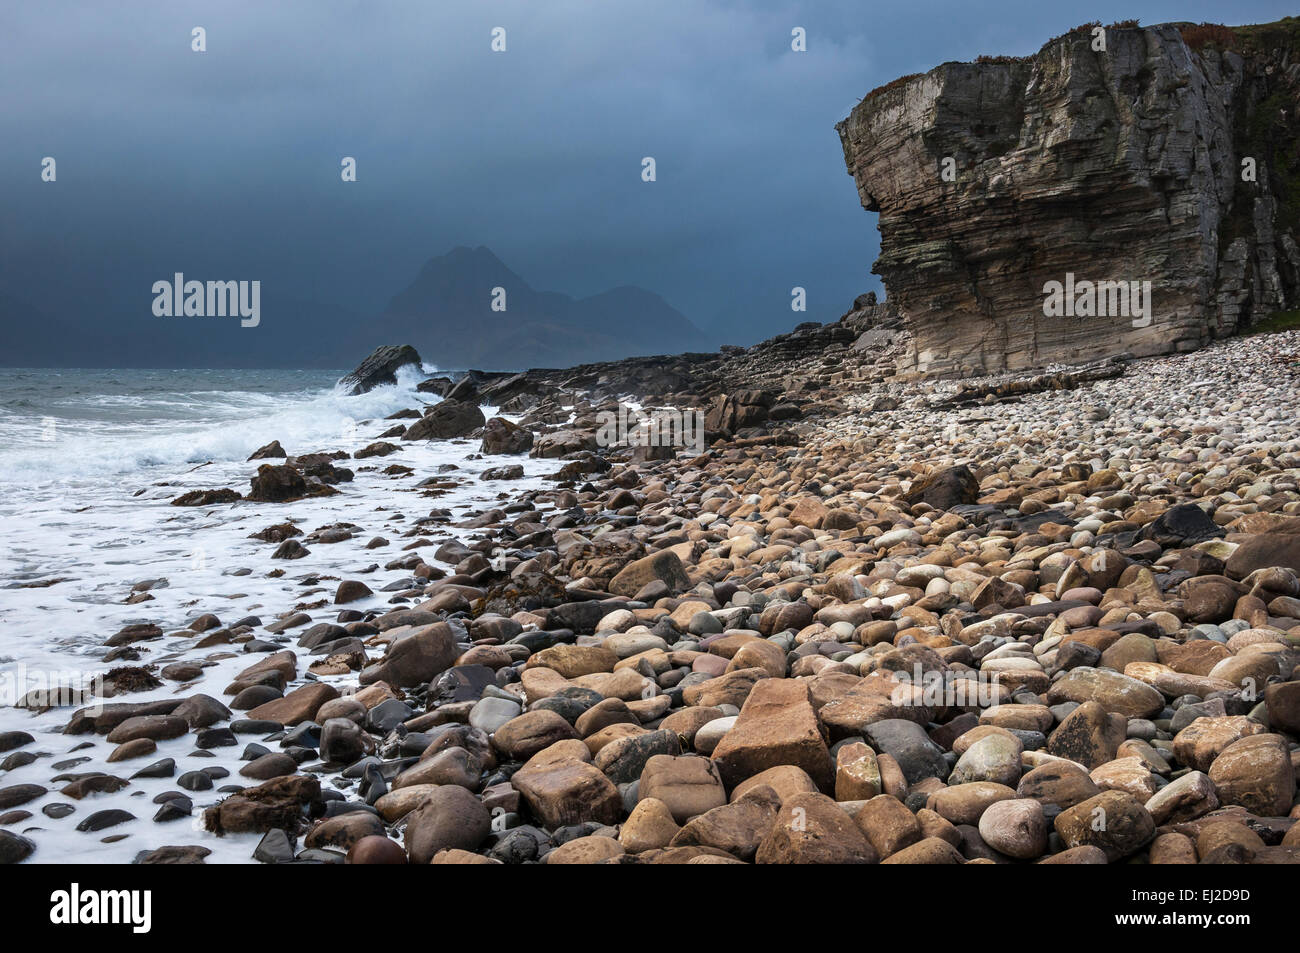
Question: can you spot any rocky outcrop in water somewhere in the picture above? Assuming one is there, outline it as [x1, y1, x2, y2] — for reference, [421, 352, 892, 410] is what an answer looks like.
[837, 20, 1300, 377]
[338, 344, 422, 395]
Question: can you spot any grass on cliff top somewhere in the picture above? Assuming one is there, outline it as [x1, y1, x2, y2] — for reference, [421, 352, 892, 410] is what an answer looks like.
[1222, 16, 1300, 50]
[1178, 17, 1300, 53]
[1244, 310, 1300, 336]
[860, 72, 923, 102]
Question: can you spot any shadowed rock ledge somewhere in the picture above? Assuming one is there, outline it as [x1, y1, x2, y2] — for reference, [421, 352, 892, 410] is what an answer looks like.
[837, 19, 1300, 378]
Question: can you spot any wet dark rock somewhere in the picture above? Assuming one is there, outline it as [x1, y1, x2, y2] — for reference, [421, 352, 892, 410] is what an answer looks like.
[153, 800, 192, 823]
[254, 827, 297, 863]
[248, 440, 287, 460]
[76, 809, 136, 832]
[0, 732, 34, 754]
[272, 539, 311, 560]
[1137, 502, 1225, 546]
[359, 622, 459, 689]
[863, 720, 948, 785]
[196, 727, 238, 748]
[481, 417, 534, 455]
[231, 685, 284, 710]
[281, 723, 321, 749]
[338, 344, 423, 396]
[404, 400, 486, 441]
[130, 758, 176, 780]
[248, 464, 338, 503]
[366, 699, 415, 734]
[134, 845, 211, 864]
[354, 441, 401, 459]
[171, 488, 242, 507]
[239, 753, 299, 781]
[0, 751, 37, 771]
[336, 580, 373, 604]
[61, 775, 129, 799]
[231, 719, 286, 734]
[177, 771, 215, 792]
[320, 718, 367, 765]
[202, 775, 323, 836]
[0, 831, 37, 864]
[431, 665, 497, 705]
[102, 624, 166, 649]
[0, 784, 47, 810]
[173, 694, 232, 730]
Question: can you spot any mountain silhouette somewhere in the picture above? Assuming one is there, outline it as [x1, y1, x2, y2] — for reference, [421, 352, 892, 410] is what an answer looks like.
[375, 246, 711, 369]
[0, 246, 712, 369]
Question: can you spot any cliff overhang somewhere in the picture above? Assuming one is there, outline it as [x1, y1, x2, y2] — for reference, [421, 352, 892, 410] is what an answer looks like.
[837, 19, 1300, 377]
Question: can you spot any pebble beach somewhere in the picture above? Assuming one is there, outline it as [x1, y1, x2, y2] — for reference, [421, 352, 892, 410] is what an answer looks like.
[2, 326, 1299, 865]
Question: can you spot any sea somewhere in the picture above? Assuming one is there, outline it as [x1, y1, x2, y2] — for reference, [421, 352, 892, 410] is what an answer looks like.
[0, 365, 553, 862]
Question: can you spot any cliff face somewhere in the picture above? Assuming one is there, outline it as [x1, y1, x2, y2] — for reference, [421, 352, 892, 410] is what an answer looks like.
[837, 20, 1300, 377]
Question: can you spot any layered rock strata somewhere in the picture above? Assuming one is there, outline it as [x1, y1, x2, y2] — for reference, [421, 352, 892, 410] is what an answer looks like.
[837, 20, 1300, 376]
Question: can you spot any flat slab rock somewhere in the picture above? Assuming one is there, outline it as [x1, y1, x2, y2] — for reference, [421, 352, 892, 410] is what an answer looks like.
[711, 678, 834, 791]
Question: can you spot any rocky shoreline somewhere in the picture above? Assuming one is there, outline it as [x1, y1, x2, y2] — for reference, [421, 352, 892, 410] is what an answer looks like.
[2, 314, 1299, 865]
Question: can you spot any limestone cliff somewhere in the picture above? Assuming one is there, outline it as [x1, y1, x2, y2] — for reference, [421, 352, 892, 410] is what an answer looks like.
[837, 20, 1300, 377]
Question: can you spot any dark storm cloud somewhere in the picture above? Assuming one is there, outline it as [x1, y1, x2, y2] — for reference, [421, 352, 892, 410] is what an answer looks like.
[0, 0, 1292, 365]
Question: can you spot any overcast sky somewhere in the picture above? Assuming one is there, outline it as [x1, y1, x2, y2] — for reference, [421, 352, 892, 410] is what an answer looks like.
[1, 0, 1292, 364]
